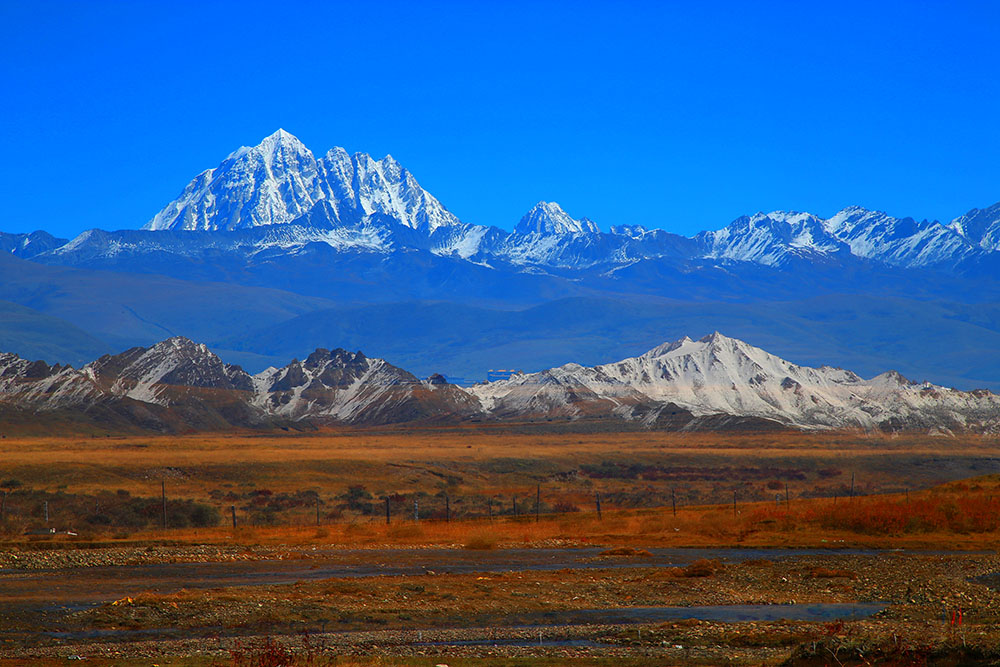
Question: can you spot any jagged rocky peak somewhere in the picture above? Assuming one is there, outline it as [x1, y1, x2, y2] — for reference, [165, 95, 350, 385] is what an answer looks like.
[321, 148, 461, 232]
[639, 331, 763, 368]
[949, 201, 1000, 251]
[0, 352, 65, 381]
[305, 347, 366, 368]
[256, 128, 308, 154]
[143, 130, 461, 234]
[868, 369, 915, 387]
[87, 336, 253, 391]
[643, 335, 694, 358]
[144, 129, 322, 232]
[696, 211, 846, 266]
[514, 201, 600, 235]
[610, 224, 649, 238]
[260, 347, 417, 394]
[300, 347, 382, 384]
[696, 331, 762, 352]
[824, 205, 887, 233]
[700, 330, 729, 344]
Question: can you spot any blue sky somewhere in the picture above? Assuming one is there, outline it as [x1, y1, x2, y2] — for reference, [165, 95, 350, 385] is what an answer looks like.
[2, 0, 999, 238]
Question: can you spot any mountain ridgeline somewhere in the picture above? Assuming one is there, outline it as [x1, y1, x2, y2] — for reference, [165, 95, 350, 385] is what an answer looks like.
[2, 129, 1000, 392]
[0, 334, 997, 434]
[18, 129, 998, 275]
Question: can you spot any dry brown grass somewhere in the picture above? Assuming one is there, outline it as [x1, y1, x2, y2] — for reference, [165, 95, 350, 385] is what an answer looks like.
[3, 426, 1000, 550]
[23, 480, 997, 551]
[808, 566, 857, 579]
[463, 529, 500, 550]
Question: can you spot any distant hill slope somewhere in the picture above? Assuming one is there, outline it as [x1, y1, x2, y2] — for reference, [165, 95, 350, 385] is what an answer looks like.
[0, 300, 111, 366]
[0, 251, 337, 351]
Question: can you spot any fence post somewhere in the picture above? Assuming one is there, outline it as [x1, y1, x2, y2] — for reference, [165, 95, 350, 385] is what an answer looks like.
[535, 484, 540, 523]
[596, 492, 602, 520]
[671, 488, 677, 517]
[44, 500, 49, 524]
[850, 472, 855, 501]
[445, 494, 450, 523]
[385, 497, 391, 525]
[488, 497, 493, 522]
[231, 505, 237, 530]
[414, 498, 419, 522]
[785, 483, 790, 510]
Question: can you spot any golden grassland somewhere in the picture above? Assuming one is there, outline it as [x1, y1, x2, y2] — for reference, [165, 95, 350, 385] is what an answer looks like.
[1, 425, 997, 494]
[1, 424, 1000, 550]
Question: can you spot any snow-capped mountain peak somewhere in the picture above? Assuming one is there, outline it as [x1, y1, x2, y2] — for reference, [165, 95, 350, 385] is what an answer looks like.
[514, 201, 600, 235]
[324, 149, 460, 232]
[948, 202, 1000, 251]
[251, 128, 308, 155]
[692, 203, 989, 269]
[696, 211, 845, 266]
[85, 336, 253, 404]
[824, 206, 975, 267]
[143, 131, 461, 234]
[144, 130, 323, 232]
[470, 332, 1000, 431]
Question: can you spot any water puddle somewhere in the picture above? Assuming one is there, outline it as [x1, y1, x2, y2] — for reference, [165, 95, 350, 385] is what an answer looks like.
[416, 638, 608, 648]
[974, 572, 1000, 590]
[515, 602, 887, 624]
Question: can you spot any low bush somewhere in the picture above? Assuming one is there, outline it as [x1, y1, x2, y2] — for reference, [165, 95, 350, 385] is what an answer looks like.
[463, 531, 499, 550]
[808, 566, 856, 579]
[805, 496, 1000, 535]
[599, 547, 653, 557]
[678, 558, 723, 577]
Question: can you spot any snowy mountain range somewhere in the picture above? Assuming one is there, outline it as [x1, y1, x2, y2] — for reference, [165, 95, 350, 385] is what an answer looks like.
[7, 129, 997, 275]
[1, 334, 996, 433]
[0, 337, 475, 431]
[2, 129, 999, 395]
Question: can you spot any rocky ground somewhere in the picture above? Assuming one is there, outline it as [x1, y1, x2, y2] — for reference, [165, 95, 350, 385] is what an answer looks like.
[2, 547, 1000, 664]
[0, 539, 599, 571]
